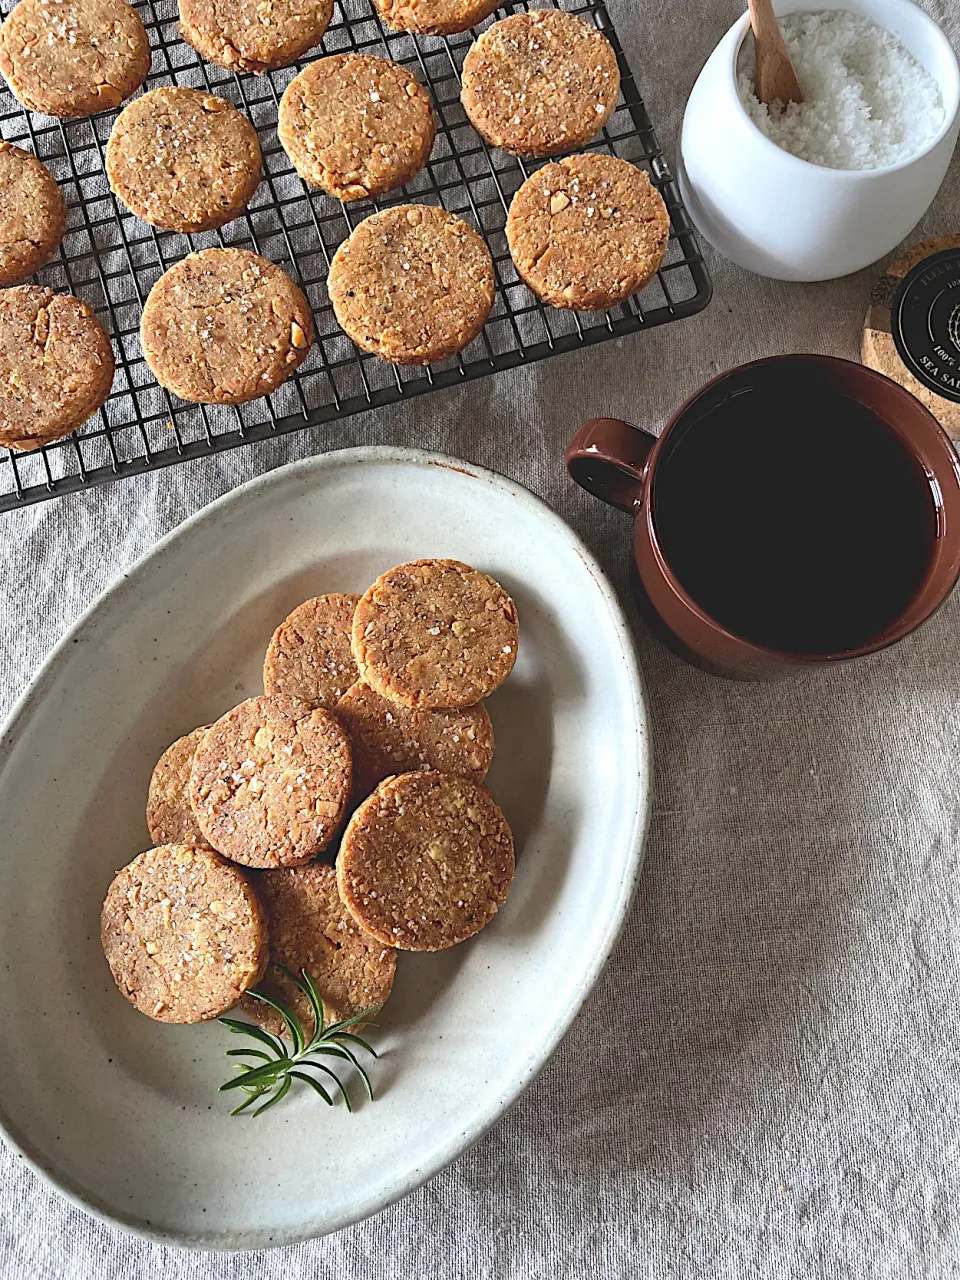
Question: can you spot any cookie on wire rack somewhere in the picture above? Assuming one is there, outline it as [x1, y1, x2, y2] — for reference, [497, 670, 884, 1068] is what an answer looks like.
[506, 152, 670, 310]
[371, 0, 500, 37]
[106, 88, 262, 234]
[278, 54, 435, 201]
[140, 249, 313, 406]
[0, 143, 66, 287]
[180, 0, 334, 73]
[0, 0, 150, 119]
[328, 205, 495, 366]
[461, 9, 620, 158]
[0, 285, 114, 451]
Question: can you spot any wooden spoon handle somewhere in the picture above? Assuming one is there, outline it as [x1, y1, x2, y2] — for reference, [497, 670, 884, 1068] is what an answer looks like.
[748, 0, 804, 106]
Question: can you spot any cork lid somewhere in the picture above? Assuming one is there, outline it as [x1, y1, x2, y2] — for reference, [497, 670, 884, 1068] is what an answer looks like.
[862, 234, 960, 440]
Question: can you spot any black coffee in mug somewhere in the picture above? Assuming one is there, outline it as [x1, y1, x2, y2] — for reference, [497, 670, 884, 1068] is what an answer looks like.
[651, 380, 939, 655]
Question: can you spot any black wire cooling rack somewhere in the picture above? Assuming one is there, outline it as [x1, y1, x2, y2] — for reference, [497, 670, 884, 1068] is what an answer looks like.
[0, 0, 712, 510]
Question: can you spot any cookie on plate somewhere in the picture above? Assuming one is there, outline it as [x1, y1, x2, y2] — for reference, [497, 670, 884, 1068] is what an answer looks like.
[140, 248, 313, 405]
[278, 54, 435, 201]
[0, 0, 150, 118]
[371, 0, 499, 36]
[0, 285, 114, 451]
[506, 152, 670, 311]
[335, 680, 494, 799]
[263, 593, 361, 710]
[180, 0, 333, 73]
[328, 205, 494, 365]
[0, 143, 66, 287]
[101, 844, 268, 1023]
[239, 862, 396, 1039]
[146, 727, 211, 848]
[189, 694, 352, 868]
[351, 558, 518, 709]
[106, 88, 261, 233]
[461, 9, 619, 158]
[337, 771, 515, 950]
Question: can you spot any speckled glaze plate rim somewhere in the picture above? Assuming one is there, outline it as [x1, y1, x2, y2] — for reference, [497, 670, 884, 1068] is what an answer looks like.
[0, 446, 651, 1249]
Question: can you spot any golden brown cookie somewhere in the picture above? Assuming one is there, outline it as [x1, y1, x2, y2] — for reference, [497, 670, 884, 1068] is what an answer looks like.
[461, 9, 619, 158]
[278, 54, 435, 201]
[506, 153, 670, 310]
[146, 727, 211, 848]
[180, 0, 333, 73]
[371, 0, 498, 36]
[189, 694, 352, 868]
[338, 771, 514, 950]
[335, 680, 494, 800]
[239, 862, 396, 1039]
[0, 285, 114, 451]
[0, 0, 150, 119]
[263, 593, 361, 710]
[352, 559, 518, 709]
[140, 249, 314, 405]
[106, 88, 261, 234]
[328, 205, 494, 366]
[101, 844, 268, 1023]
[0, 143, 66, 287]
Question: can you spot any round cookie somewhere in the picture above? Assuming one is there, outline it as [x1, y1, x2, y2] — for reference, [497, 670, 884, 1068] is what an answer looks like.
[351, 559, 518, 709]
[263, 593, 361, 710]
[101, 844, 268, 1024]
[189, 694, 352, 869]
[0, 144, 66, 287]
[335, 680, 494, 800]
[140, 249, 314, 405]
[278, 54, 435, 202]
[506, 153, 670, 311]
[0, 0, 150, 119]
[146, 727, 211, 848]
[461, 9, 620, 158]
[180, 0, 333, 73]
[240, 862, 396, 1039]
[0, 285, 114, 451]
[328, 205, 494, 366]
[106, 88, 261, 234]
[337, 771, 515, 951]
[371, 0, 499, 36]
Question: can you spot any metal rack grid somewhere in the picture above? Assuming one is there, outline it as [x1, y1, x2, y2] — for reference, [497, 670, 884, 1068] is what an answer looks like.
[0, 0, 712, 510]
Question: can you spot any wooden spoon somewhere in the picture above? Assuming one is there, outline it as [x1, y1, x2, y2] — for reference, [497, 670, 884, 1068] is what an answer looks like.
[747, 0, 804, 106]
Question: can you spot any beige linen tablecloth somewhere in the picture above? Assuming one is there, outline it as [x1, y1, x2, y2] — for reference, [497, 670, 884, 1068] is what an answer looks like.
[3, 0, 960, 1274]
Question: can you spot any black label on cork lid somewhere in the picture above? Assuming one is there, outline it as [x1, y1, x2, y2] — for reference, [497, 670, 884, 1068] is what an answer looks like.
[890, 247, 960, 404]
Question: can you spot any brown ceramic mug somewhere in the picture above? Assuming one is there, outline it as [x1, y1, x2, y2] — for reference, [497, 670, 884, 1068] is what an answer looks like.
[566, 354, 960, 678]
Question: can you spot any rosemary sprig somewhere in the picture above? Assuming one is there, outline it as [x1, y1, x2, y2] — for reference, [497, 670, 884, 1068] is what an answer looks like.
[218, 966, 379, 1117]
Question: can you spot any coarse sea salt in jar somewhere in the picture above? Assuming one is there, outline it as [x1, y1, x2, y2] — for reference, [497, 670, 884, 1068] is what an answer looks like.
[737, 8, 944, 169]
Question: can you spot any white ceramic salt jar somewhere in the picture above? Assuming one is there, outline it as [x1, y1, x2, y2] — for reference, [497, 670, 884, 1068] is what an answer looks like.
[678, 0, 960, 281]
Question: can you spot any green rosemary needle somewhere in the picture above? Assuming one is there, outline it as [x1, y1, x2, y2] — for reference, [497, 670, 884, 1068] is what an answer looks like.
[218, 966, 379, 1117]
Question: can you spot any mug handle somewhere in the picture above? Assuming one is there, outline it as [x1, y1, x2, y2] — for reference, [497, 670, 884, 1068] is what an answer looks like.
[565, 418, 656, 515]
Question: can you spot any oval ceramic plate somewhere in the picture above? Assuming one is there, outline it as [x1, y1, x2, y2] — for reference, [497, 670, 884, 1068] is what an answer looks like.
[0, 447, 650, 1249]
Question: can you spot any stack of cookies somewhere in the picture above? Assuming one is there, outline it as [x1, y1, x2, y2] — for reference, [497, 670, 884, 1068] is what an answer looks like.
[101, 559, 519, 1043]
